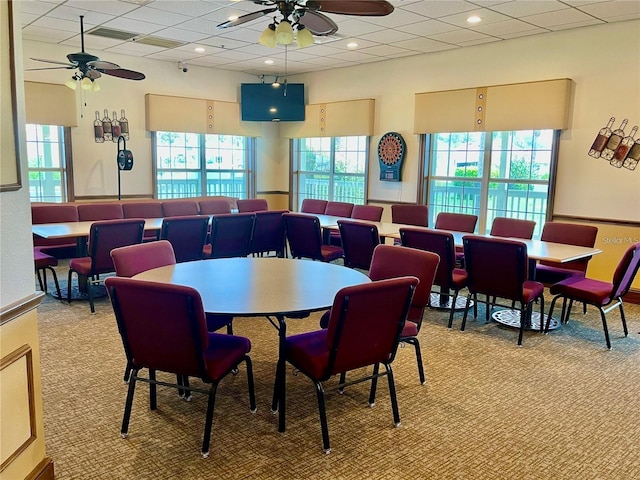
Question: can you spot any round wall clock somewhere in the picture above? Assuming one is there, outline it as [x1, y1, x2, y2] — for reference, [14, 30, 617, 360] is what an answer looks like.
[378, 132, 406, 182]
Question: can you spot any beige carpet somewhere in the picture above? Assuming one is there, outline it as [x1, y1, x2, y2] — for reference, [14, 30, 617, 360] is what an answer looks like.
[36, 264, 640, 479]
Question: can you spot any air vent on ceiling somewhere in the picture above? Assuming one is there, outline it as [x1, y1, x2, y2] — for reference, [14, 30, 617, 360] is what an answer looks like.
[313, 33, 347, 45]
[132, 36, 186, 49]
[87, 26, 137, 41]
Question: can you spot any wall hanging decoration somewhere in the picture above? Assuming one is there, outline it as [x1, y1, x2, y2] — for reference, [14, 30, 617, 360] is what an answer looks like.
[378, 132, 406, 182]
[588, 117, 638, 171]
[94, 109, 129, 143]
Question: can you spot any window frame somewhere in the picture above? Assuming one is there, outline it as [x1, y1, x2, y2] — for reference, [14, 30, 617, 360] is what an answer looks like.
[25, 124, 73, 202]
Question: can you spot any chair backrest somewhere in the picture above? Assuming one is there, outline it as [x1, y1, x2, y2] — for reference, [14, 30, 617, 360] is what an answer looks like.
[539, 222, 599, 272]
[338, 220, 380, 270]
[351, 205, 384, 222]
[122, 202, 163, 219]
[490, 217, 536, 239]
[399, 228, 456, 292]
[391, 204, 429, 227]
[462, 235, 528, 301]
[105, 276, 210, 379]
[198, 199, 232, 215]
[300, 198, 328, 214]
[87, 219, 145, 275]
[324, 277, 418, 377]
[161, 200, 200, 217]
[324, 201, 354, 218]
[77, 202, 124, 221]
[31, 203, 79, 224]
[369, 244, 440, 326]
[111, 240, 176, 277]
[283, 213, 324, 260]
[209, 213, 256, 258]
[237, 198, 269, 213]
[160, 215, 210, 263]
[251, 210, 287, 256]
[611, 243, 640, 299]
[435, 212, 478, 233]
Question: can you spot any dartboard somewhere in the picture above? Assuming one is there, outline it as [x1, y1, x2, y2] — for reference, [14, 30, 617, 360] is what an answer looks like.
[378, 132, 405, 182]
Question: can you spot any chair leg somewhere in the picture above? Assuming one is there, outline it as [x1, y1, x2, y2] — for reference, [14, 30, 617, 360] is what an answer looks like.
[517, 305, 529, 346]
[403, 337, 425, 385]
[461, 295, 473, 331]
[368, 363, 380, 406]
[36, 269, 46, 291]
[313, 381, 331, 454]
[383, 363, 401, 427]
[244, 356, 257, 413]
[598, 307, 612, 350]
[338, 372, 346, 394]
[201, 382, 220, 459]
[149, 369, 157, 410]
[538, 294, 545, 333]
[87, 276, 95, 313]
[447, 291, 459, 329]
[67, 270, 74, 304]
[485, 295, 491, 323]
[565, 299, 575, 324]
[123, 361, 131, 383]
[46, 266, 62, 299]
[618, 300, 629, 337]
[226, 322, 234, 335]
[121, 370, 138, 438]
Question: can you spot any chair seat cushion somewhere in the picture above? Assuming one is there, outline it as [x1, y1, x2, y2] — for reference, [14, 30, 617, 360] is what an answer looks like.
[68, 256, 92, 275]
[203, 333, 251, 381]
[401, 319, 419, 338]
[286, 329, 329, 380]
[522, 280, 544, 303]
[451, 268, 468, 289]
[320, 245, 344, 262]
[549, 276, 614, 305]
[34, 248, 58, 267]
[535, 264, 584, 285]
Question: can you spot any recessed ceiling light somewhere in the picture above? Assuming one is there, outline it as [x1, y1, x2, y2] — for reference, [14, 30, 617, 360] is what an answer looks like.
[194, 47, 205, 53]
[264, 59, 274, 65]
[347, 42, 358, 49]
[467, 15, 482, 24]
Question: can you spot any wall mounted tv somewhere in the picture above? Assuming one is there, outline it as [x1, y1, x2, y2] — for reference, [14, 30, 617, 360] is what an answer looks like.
[241, 83, 305, 122]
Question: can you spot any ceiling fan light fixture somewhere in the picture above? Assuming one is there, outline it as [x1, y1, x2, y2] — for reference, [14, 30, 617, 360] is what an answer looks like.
[91, 81, 101, 92]
[259, 23, 277, 48]
[80, 77, 93, 90]
[296, 25, 314, 48]
[65, 78, 78, 91]
[275, 20, 294, 45]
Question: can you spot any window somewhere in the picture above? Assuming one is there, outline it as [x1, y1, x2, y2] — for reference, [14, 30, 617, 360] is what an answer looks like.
[154, 131, 255, 199]
[26, 124, 68, 202]
[425, 129, 556, 238]
[292, 136, 368, 210]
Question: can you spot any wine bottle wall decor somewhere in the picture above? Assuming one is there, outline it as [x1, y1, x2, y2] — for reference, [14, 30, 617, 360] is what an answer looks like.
[93, 108, 129, 143]
[588, 116, 638, 171]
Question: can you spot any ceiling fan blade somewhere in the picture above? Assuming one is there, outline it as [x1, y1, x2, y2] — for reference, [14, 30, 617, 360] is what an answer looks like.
[30, 57, 75, 67]
[313, 0, 394, 16]
[298, 11, 338, 36]
[86, 69, 102, 80]
[87, 60, 120, 70]
[217, 8, 277, 29]
[100, 68, 146, 81]
[26, 66, 75, 72]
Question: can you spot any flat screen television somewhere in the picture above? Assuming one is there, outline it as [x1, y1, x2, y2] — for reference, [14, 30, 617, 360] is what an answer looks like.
[241, 83, 305, 122]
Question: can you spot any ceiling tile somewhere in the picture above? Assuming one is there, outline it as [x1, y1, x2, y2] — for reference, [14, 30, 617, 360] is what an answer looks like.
[400, 0, 479, 18]
[490, 0, 569, 17]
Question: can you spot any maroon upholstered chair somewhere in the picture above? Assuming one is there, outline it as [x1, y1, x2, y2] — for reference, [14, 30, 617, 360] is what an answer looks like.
[489, 217, 536, 239]
[400, 228, 469, 329]
[461, 235, 545, 346]
[284, 277, 417, 453]
[351, 205, 384, 222]
[34, 247, 61, 299]
[324, 201, 354, 217]
[535, 222, 599, 285]
[105, 277, 256, 458]
[300, 198, 328, 214]
[283, 213, 343, 262]
[160, 215, 210, 263]
[67, 219, 145, 313]
[391, 204, 429, 227]
[337, 220, 380, 270]
[198, 199, 232, 215]
[237, 198, 269, 213]
[31, 203, 79, 254]
[205, 213, 256, 259]
[122, 202, 163, 241]
[545, 243, 640, 349]
[161, 200, 199, 217]
[250, 210, 287, 257]
[434, 212, 478, 232]
[77, 202, 124, 221]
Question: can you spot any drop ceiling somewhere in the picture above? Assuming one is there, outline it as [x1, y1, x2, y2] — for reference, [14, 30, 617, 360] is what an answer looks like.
[21, 0, 640, 77]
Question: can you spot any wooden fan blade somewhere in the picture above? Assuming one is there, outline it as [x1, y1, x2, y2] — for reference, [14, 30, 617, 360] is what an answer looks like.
[30, 57, 75, 67]
[26, 66, 75, 72]
[299, 11, 338, 36]
[313, 0, 394, 16]
[217, 8, 277, 29]
[88, 60, 120, 70]
[86, 69, 102, 80]
[100, 68, 146, 80]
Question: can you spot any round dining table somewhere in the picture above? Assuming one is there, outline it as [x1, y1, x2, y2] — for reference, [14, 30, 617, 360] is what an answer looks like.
[132, 256, 370, 432]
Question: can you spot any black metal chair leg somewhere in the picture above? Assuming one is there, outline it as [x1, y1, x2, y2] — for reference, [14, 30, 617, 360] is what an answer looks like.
[618, 301, 629, 337]
[368, 363, 380, 406]
[149, 369, 157, 410]
[404, 337, 425, 385]
[244, 356, 257, 413]
[314, 381, 330, 454]
[461, 295, 473, 331]
[121, 370, 137, 438]
[447, 291, 458, 329]
[201, 382, 219, 459]
[384, 363, 401, 427]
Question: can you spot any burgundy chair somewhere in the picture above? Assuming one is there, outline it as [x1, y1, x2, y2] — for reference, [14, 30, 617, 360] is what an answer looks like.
[31, 203, 79, 255]
[300, 198, 328, 214]
[461, 235, 545, 346]
[284, 277, 417, 453]
[324, 201, 354, 218]
[160, 215, 210, 263]
[391, 204, 429, 227]
[400, 228, 469, 329]
[535, 222, 599, 285]
[77, 202, 124, 221]
[34, 247, 61, 299]
[490, 217, 536, 239]
[545, 243, 640, 349]
[198, 199, 232, 215]
[283, 213, 343, 262]
[434, 212, 477, 232]
[351, 205, 384, 222]
[250, 210, 287, 258]
[337, 220, 380, 270]
[161, 200, 200, 217]
[67, 219, 145, 313]
[105, 276, 256, 458]
[237, 198, 269, 213]
[205, 213, 255, 259]
[122, 202, 163, 241]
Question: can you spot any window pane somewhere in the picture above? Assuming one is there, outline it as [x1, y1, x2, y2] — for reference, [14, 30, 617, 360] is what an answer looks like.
[429, 179, 481, 221]
[205, 171, 246, 197]
[486, 182, 548, 236]
[333, 175, 364, 204]
[26, 124, 66, 202]
[298, 173, 330, 199]
[157, 171, 201, 198]
[299, 137, 331, 172]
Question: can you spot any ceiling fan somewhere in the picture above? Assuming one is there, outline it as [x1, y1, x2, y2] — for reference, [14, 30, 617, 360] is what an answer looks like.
[28, 16, 145, 91]
[217, 0, 394, 47]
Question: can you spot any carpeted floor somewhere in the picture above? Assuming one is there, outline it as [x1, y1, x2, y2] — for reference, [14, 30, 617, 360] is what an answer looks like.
[36, 263, 640, 479]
